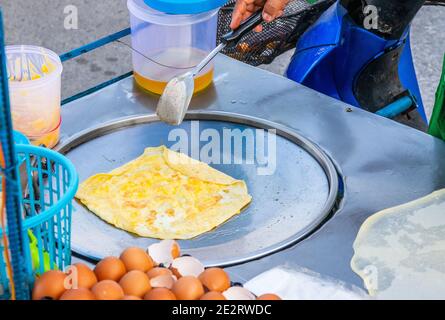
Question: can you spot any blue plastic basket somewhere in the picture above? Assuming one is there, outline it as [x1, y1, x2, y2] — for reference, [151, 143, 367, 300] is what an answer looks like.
[0, 145, 79, 300]
[13, 131, 30, 146]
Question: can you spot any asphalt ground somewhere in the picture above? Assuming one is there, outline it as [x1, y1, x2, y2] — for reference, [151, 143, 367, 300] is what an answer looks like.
[1, 0, 444, 118]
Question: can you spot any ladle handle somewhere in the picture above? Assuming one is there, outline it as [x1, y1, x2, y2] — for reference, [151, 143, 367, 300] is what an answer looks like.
[221, 11, 263, 47]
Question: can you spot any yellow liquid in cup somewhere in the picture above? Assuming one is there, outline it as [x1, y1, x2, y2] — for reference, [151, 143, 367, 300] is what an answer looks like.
[133, 47, 215, 95]
[30, 128, 60, 149]
[134, 68, 214, 96]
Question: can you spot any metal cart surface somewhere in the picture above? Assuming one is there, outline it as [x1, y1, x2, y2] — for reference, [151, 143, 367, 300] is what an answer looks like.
[60, 53, 445, 289]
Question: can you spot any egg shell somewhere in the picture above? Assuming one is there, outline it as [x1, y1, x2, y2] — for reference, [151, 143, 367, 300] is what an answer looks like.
[66, 263, 97, 289]
[200, 291, 226, 300]
[148, 240, 180, 267]
[144, 288, 177, 300]
[60, 288, 96, 300]
[119, 270, 152, 298]
[150, 275, 176, 289]
[172, 276, 204, 300]
[171, 242, 181, 259]
[92, 280, 125, 300]
[94, 257, 126, 282]
[257, 293, 282, 300]
[120, 247, 154, 272]
[32, 270, 67, 300]
[147, 267, 173, 279]
[198, 268, 231, 292]
[223, 287, 256, 300]
[170, 256, 205, 278]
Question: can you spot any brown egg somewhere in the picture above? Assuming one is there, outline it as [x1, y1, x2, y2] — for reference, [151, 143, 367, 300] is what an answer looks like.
[257, 293, 282, 300]
[198, 268, 231, 292]
[150, 275, 176, 290]
[144, 288, 177, 300]
[200, 291, 226, 300]
[66, 263, 97, 289]
[60, 288, 96, 300]
[92, 280, 124, 300]
[94, 257, 126, 282]
[119, 270, 151, 298]
[147, 267, 173, 279]
[171, 276, 204, 300]
[120, 247, 154, 272]
[122, 295, 143, 300]
[32, 270, 67, 300]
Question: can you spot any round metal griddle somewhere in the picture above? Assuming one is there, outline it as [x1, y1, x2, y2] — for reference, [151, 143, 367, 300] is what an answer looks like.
[57, 112, 339, 267]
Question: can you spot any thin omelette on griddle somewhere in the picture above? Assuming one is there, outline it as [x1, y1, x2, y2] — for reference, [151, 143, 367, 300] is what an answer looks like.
[76, 146, 252, 239]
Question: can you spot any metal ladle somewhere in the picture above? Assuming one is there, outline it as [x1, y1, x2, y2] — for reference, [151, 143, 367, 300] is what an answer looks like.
[156, 11, 263, 125]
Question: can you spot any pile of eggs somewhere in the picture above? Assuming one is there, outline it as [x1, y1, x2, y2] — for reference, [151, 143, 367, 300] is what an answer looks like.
[32, 240, 281, 300]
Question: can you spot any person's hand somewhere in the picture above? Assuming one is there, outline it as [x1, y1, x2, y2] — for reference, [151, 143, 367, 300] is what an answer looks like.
[230, 0, 290, 32]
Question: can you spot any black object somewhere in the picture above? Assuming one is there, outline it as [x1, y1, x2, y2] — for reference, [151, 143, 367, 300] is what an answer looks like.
[341, 0, 426, 40]
[354, 43, 428, 131]
[231, 282, 244, 287]
[217, 0, 335, 66]
[221, 11, 263, 47]
[355, 45, 409, 113]
[217, 0, 444, 66]
[346, 0, 432, 131]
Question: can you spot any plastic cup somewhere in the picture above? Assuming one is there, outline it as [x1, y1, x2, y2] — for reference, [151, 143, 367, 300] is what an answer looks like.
[127, 0, 219, 95]
[6, 45, 63, 142]
[27, 116, 62, 149]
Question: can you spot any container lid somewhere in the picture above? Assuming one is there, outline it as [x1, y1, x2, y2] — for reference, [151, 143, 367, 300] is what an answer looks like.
[144, 0, 227, 14]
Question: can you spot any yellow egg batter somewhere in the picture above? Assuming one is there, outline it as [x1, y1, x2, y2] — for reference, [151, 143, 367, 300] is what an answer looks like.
[76, 146, 252, 240]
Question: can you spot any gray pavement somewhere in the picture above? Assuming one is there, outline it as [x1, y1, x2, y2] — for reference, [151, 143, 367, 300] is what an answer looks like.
[0, 0, 443, 118]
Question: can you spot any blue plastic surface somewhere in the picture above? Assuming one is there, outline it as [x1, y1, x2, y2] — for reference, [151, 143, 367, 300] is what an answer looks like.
[144, 0, 226, 14]
[13, 131, 30, 145]
[398, 36, 427, 122]
[0, 10, 29, 300]
[286, 2, 427, 122]
[376, 96, 414, 119]
[60, 28, 131, 62]
[0, 145, 79, 300]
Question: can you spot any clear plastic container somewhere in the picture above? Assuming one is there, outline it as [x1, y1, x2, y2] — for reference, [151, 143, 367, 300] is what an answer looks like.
[27, 116, 62, 149]
[127, 0, 219, 95]
[6, 46, 63, 145]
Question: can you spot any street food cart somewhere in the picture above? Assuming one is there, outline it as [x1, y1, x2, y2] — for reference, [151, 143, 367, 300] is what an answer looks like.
[58, 54, 445, 289]
[1, 0, 445, 300]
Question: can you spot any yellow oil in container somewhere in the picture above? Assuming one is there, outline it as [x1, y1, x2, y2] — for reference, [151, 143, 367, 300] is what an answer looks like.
[134, 68, 214, 95]
[132, 47, 214, 95]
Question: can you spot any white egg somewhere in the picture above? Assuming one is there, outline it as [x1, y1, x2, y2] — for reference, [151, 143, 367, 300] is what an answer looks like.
[223, 287, 256, 300]
[147, 240, 180, 267]
[171, 256, 205, 278]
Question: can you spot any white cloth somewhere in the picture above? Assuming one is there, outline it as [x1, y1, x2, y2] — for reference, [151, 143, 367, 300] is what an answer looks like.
[245, 266, 369, 300]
